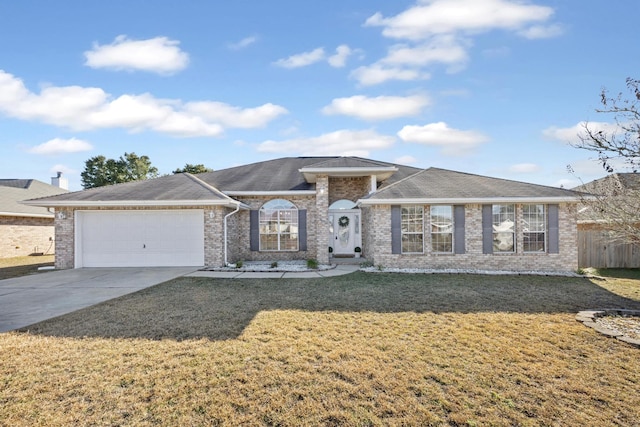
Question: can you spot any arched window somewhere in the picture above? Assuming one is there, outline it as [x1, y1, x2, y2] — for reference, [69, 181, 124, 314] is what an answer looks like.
[329, 199, 357, 210]
[259, 199, 298, 251]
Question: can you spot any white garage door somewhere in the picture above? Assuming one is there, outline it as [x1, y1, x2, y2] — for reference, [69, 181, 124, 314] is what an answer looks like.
[76, 210, 204, 267]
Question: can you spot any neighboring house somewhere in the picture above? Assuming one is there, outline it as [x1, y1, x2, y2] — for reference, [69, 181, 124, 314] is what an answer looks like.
[25, 157, 581, 272]
[0, 176, 68, 258]
[573, 173, 640, 268]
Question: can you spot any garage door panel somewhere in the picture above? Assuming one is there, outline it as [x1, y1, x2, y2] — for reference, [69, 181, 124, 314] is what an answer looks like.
[77, 210, 204, 267]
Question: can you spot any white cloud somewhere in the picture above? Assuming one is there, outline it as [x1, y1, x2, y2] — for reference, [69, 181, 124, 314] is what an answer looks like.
[359, 0, 560, 85]
[228, 36, 258, 50]
[84, 35, 189, 75]
[0, 70, 287, 137]
[542, 121, 620, 145]
[394, 155, 418, 165]
[398, 122, 488, 155]
[186, 102, 288, 128]
[365, 0, 556, 40]
[322, 95, 430, 121]
[328, 45, 353, 68]
[351, 64, 430, 86]
[275, 45, 358, 69]
[508, 163, 540, 173]
[273, 47, 326, 68]
[28, 137, 93, 155]
[257, 129, 395, 157]
[518, 24, 563, 39]
[381, 36, 469, 68]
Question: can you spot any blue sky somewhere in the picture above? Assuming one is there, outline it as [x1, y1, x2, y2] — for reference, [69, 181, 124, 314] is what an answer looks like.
[1, 0, 638, 191]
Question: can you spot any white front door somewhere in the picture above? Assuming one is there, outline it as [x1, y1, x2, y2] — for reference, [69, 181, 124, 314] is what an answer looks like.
[329, 210, 361, 256]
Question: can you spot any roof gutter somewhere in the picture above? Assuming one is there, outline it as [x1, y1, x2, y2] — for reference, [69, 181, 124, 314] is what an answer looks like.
[0, 211, 54, 219]
[223, 190, 317, 196]
[21, 200, 247, 208]
[357, 196, 583, 206]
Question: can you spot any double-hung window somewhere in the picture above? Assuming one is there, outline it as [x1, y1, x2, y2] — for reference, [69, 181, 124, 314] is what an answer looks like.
[430, 205, 453, 253]
[523, 204, 546, 252]
[492, 204, 515, 252]
[259, 199, 298, 251]
[401, 206, 424, 253]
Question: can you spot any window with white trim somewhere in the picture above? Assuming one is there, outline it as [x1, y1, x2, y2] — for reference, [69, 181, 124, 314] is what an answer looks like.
[430, 205, 453, 253]
[259, 199, 298, 251]
[492, 204, 515, 253]
[401, 206, 424, 253]
[523, 204, 546, 252]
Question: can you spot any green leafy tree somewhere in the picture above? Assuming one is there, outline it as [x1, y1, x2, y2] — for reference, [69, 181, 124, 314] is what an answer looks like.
[172, 164, 213, 174]
[81, 152, 159, 189]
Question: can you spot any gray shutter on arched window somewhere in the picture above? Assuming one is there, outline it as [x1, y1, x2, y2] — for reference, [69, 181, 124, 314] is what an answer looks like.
[391, 205, 402, 254]
[482, 204, 493, 254]
[298, 210, 307, 251]
[250, 210, 259, 251]
[454, 205, 465, 254]
[548, 204, 559, 253]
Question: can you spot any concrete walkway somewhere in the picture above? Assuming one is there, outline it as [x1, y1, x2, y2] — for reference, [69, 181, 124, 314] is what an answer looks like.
[186, 263, 360, 279]
[0, 267, 195, 332]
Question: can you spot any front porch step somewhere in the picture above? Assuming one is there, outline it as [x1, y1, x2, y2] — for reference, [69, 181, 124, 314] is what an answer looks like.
[330, 257, 367, 265]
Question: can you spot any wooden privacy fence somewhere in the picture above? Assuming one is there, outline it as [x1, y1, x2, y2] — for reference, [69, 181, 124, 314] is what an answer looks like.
[578, 223, 640, 268]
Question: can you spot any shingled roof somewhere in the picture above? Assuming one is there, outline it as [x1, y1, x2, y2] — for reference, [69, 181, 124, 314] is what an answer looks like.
[360, 168, 581, 204]
[0, 179, 68, 217]
[23, 173, 241, 207]
[197, 157, 420, 192]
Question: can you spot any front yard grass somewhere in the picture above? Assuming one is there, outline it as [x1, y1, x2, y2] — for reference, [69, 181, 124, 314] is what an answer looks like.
[1, 272, 640, 426]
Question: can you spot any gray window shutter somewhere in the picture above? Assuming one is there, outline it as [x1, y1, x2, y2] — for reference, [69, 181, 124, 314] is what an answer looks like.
[482, 205, 493, 254]
[391, 205, 402, 254]
[250, 210, 259, 251]
[298, 210, 307, 251]
[454, 205, 465, 254]
[548, 204, 559, 254]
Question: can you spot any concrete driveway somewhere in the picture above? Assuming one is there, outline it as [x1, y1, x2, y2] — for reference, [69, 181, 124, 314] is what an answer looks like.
[0, 267, 196, 332]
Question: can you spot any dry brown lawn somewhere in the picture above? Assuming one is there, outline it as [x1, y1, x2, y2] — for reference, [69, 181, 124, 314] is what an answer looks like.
[0, 255, 55, 280]
[1, 271, 640, 426]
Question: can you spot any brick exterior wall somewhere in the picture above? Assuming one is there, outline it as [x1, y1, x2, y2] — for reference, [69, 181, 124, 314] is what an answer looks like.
[362, 203, 578, 273]
[316, 176, 330, 264]
[227, 195, 318, 264]
[54, 208, 74, 269]
[50, 187, 579, 273]
[328, 177, 370, 206]
[0, 215, 55, 258]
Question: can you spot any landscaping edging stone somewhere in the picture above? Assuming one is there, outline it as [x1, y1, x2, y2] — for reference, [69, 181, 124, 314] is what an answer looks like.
[576, 309, 640, 348]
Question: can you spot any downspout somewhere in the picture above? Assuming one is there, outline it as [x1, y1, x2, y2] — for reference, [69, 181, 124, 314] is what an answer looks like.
[223, 203, 241, 266]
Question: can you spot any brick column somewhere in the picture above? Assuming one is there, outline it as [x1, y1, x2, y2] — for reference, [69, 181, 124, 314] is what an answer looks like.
[315, 175, 330, 264]
[204, 206, 225, 267]
[54, 208, 74, 269]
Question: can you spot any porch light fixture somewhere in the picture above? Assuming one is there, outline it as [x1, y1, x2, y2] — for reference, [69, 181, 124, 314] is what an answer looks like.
[56, 211, 66, 220]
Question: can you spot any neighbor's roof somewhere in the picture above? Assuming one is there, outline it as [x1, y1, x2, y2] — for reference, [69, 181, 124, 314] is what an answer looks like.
[23, 173, 243, 208]
[197, 156, 420, 193]
[359, 168, 581, 204]
[0, 179, 68, 217]
[573, 173, 640, 193]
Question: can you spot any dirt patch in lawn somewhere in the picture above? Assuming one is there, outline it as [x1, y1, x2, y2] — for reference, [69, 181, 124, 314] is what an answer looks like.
[0, 255, 54, 280]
